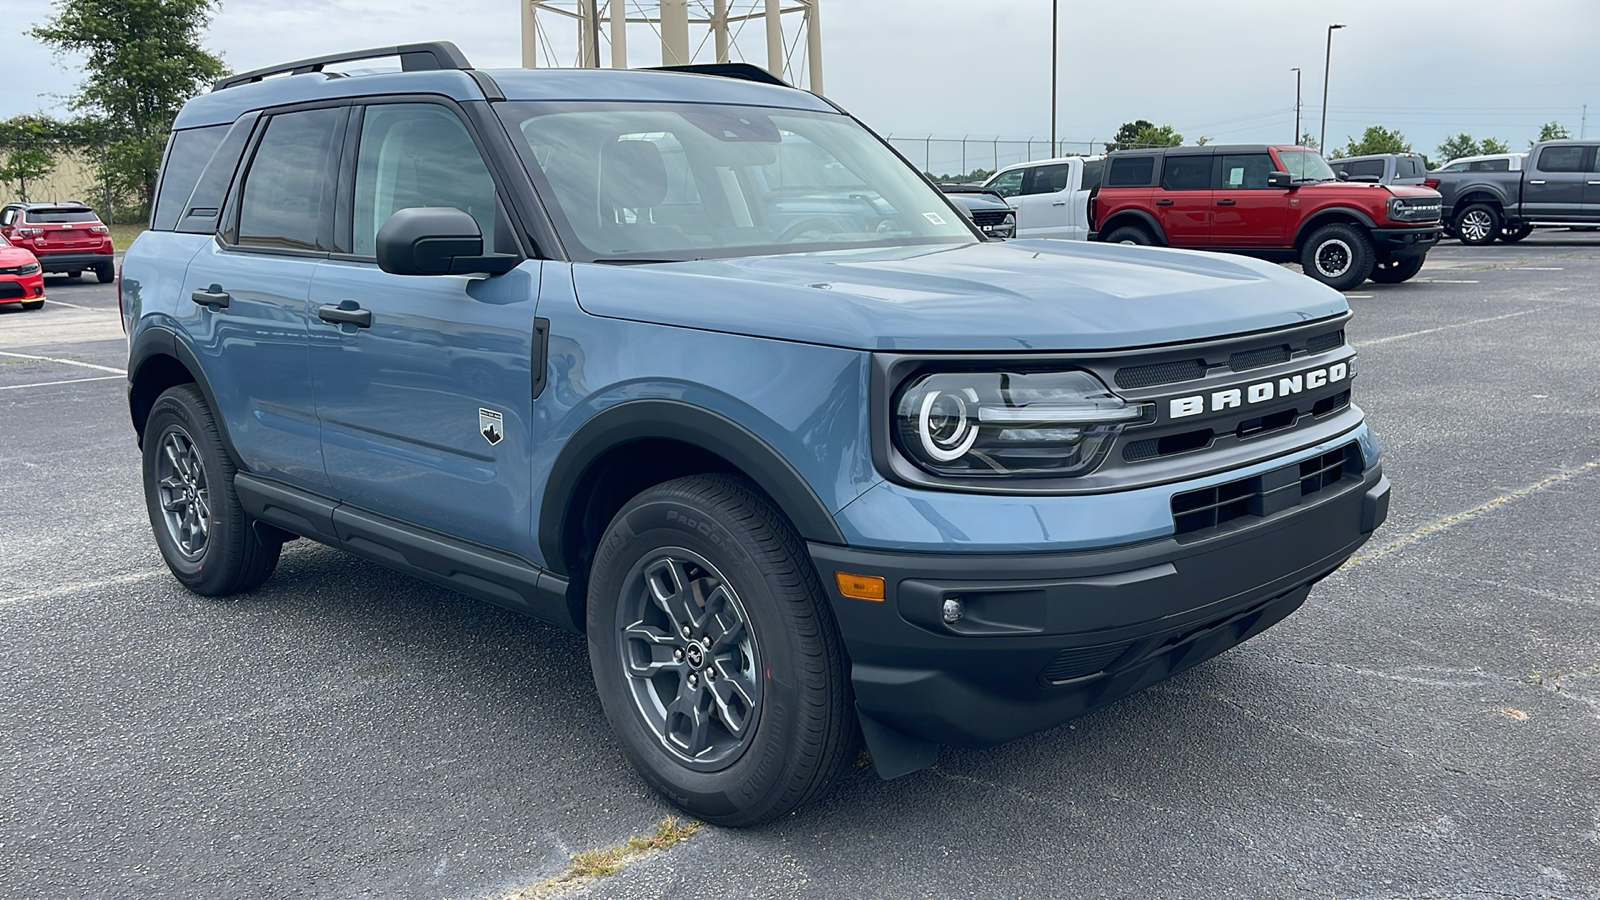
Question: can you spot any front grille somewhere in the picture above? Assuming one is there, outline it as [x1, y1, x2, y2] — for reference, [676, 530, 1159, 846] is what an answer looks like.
[0, 265, 32, 276]
[1124, 428, 1212, 462]
[1305, 330, 1345, 354]
[1170, 443, 1360, 537]
[0, 282, 23, 299]
[1229, 345, 1291, 371]
[1115, 358, 1207, 389]
[971, 209, 1009, 227]
[1041, 641, 1132, 684]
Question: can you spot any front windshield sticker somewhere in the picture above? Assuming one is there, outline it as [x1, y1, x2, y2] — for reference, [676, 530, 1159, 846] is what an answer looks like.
[922, 212, 947, 226]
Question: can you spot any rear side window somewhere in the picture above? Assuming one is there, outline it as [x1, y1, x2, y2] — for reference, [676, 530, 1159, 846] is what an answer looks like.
[151, 125, 227, 231]
[26, 208, 99, 224]
[1081, 159, 1104, 192]
[236, 107, 343, 251]
[1021, 163, 1071, 195]
[1107, 156, 1154, 187]
[1399, 158, 1424, 178]
[1537, 146, 1588, 173]
[1344, 159, 1386, 178]
[1160, 156, 1211, 191]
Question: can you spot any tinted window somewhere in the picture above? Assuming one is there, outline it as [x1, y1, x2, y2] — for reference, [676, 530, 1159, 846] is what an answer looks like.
[1, 208, 17, 226]
[1107, 156, 1155, 186]
[176, 114, 259, 235]
[27, 208, 100, 223]
[1022, 163, 1071, 195]
[1160, 156, 1210, 191]
[1469, 158, 1510, 171]
[1344, 159, 1386, 178]
[353, 103, 502, 257]
[1219, 153, 1275, 189]
[1440, 161, 1467, 172]
[152, 125, 226, 231]
[986, 168, 1024, 198]
[237, 108, 342, 251]
[1538, 146, 1587, 173]
[1081, 159, 1104, 192]
[1399, 157, 1425, 177]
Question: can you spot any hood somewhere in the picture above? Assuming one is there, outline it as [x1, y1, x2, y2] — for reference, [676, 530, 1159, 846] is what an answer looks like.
[1298, 182, 1440, 200]
[0, 245, 38, 267]
[1384, 184, 1443, 199]
[571, 239, 1346, 352]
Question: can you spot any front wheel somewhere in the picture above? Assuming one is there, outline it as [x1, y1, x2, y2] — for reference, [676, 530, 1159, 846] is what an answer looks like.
[1300, 223, 1375, 291]
[1104, 224, 1155, 246]
[1454, 204, 1501, 245]
[142, 385, 281, 595]
[587, 474, 855, 826]
[1369, 255, 1425, 284]
[21, 300, 43, 311]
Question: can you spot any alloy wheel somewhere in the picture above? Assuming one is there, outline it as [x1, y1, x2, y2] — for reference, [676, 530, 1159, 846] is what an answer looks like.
[156, 428, 210, 559]
[1315, 239, 1354, 278]
[1460, 210, 1493, 243]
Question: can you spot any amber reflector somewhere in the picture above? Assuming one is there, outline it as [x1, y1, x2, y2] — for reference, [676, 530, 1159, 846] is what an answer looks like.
[834, 572, 886, 601]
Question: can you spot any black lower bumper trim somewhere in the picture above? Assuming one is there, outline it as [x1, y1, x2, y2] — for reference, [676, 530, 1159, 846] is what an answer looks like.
[36, 252, 113, 272]
[1370, 226, 1441, 259]
[810, 463, 1388, 775]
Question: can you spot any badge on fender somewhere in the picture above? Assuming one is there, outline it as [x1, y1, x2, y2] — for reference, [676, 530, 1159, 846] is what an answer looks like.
[479, 408, 504, 446]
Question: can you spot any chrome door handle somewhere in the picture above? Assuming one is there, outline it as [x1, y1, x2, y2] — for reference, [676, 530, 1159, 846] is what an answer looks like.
[1530, 179, 1547, 184]
[1588, 180, 1600, 185]
[1050, 200, 1067, 206]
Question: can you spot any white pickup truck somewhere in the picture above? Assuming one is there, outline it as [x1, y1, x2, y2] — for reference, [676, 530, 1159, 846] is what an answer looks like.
[982, 155, 1105, 240]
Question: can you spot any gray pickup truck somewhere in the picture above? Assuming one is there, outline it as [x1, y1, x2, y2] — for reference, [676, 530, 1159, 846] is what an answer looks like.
[1428, 140, 1600, 244]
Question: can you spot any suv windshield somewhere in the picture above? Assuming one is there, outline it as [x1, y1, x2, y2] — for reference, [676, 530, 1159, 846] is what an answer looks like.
[27, 208, 100, 224]
[498, 102, 976, 261]
[1275, 149, 1337, 183]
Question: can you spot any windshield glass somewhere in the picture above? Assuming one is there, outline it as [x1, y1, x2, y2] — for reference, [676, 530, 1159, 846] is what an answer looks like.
[497, 102, 977, 261]
[1275, 149, 1337, 182]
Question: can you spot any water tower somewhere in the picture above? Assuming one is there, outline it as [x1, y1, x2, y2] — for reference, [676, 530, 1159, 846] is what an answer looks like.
[518, 0, 823, 93]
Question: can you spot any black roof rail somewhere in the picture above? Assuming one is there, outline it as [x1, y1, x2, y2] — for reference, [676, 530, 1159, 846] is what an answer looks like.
[213, 41, 473, 92]
[649, 62, 789, 87]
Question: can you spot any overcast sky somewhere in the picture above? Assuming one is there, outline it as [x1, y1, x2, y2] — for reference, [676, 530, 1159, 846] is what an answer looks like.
[7, 0, 1598, 169]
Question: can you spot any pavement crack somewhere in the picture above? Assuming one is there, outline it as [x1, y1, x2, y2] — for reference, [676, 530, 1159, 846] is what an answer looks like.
[496, 816, 701, 900]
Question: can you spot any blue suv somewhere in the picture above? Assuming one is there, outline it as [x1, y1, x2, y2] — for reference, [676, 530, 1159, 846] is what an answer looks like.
[122, 43, 1390, 825]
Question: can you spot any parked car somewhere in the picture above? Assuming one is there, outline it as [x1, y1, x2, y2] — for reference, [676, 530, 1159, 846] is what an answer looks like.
[937, 184, 1015, 238]
[981, 155, 1104, 239]
[0, 202, 115, 282]
[0, 233, 45, 310]
[1327, 152, 1430, 186]
[1433, 152, 1525, 174]
[122, 42, 1389, 826]
[1089, 144, 1443, 290]
[1425, 140, 1600, 244]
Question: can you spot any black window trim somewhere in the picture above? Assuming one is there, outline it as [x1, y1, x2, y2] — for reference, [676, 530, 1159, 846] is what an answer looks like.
[218, 99, 352, 260]
[175, 111, 262, 236]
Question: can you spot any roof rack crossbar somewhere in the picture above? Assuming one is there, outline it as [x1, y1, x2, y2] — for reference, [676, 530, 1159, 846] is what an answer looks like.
[213, 41, 473, 92]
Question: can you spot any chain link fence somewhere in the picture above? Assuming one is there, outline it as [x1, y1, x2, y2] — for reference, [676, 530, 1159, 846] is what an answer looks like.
[887, 135, 1106, 183]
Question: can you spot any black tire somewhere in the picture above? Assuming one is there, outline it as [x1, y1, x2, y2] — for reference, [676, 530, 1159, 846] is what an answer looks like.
[1499, 223, 1533, 242]
[95, 263, 115, 283]
[142, 384, 281, 596]
[1369, 255, 1425, 284]
[1104, 224, 1156, 246]
[587, 474, 855, 827]
[1299, 223, 1375, 292]
[1454, 204, 1501, 245]
[21, 300, 43, 311]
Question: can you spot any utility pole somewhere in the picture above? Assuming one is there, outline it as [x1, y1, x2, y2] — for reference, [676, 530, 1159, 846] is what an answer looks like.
[1291, 67, 1302, 144]
[1582, 104, 1588, 139]
[1050, 0, 1058, 155]
[1320, 23, 1345, 152]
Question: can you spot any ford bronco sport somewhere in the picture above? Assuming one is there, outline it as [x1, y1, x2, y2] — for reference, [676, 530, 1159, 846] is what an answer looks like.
[1089, 144, 1442, 290]
[122, 43, 1390, 825]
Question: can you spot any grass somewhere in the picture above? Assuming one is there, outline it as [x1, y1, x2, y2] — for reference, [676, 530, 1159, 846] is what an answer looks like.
[501, 816, 702, 899]
[108, 222, 147, 251]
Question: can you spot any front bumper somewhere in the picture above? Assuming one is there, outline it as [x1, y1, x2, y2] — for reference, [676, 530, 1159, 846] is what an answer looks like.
[810, 461, 1388, 774]
[0, 274, 46, 302]
[33, 250, 114, 273]
[1370, 225, 1441, 259]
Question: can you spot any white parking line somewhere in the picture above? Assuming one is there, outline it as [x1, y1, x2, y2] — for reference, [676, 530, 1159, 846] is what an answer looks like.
[1343, 293, 1374, 299]
[1419, 279, 1479, 284]
[0, 349, 126, 374]
[1360, 306, 1559, 347]
[0, 374, 124, 391]
[36, 298, 92, 310]
[1505, 266, 1564, 270]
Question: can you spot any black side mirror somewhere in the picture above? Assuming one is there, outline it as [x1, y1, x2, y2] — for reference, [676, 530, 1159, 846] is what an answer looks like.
[1335, 171, 1350, 181]
[376, 207, 518, 276]
[1267, 171, 1294, 189]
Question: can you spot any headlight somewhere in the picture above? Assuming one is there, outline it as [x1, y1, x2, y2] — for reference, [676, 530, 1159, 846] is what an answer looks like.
[894, 370, 1150, 477]
[18, 263, 40, 275]
[1388, 198, 1440, 222]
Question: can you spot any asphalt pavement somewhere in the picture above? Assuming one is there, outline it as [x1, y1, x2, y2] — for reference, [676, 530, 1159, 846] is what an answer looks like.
[2, 234, 1598, 899]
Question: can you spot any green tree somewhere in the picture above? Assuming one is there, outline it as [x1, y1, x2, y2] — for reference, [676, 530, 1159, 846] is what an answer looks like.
[30, 0, 227, 218]
[1479, 137, 1510, 154]
[1331, 125, 1410, 159]
[1299, 132, 1318, 150]
[0, 114, 72, 202]
[1436, 132, 1480, 163]
[0, 150, 55, 202]
[1107, 120, 1184, 151]
[1533, 121, 1571, 144]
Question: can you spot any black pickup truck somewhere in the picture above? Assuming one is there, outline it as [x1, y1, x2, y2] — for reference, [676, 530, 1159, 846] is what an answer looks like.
[1427, 140, 1600, 244]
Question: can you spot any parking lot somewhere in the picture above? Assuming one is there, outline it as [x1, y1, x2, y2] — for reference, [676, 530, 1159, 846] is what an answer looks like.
[2, 233, 1598, 899]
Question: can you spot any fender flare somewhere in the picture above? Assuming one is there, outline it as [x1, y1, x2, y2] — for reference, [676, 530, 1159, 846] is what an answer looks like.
[1293, 207, 1379, 248]
[126, 324, 240, 464]
[538, 399, 846, 577]
[1096, 209, 1168, 245]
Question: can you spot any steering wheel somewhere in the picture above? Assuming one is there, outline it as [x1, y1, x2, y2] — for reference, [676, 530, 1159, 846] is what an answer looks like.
[775, 217, 845, 243]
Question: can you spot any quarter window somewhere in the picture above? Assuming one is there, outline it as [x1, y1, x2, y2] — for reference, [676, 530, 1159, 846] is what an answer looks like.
[152, 125, 227, 231]
[236, 108, 343, 251]
[1160, 156, 1211, 191]
[1107, 156, 1155, 187]
[1219, 153, 1276, 189]
[353, 103, 503, 257]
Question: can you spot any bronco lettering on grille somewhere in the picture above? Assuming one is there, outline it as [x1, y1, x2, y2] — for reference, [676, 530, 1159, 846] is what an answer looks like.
[1168, 362, 1348, 419]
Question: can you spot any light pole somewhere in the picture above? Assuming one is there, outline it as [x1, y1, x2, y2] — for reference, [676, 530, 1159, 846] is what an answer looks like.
[1320, 23, 1345, 152]
[1050, 0, 1058, 156]
[1291, 67, 1302, 144]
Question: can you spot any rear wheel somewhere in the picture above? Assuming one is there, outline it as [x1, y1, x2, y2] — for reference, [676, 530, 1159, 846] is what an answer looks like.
[142, 384, 281, 595]
[1369, 255, 1425, 284]
[1454, 204, 1500, 245]
[1300, 223, 1375, 291]
[1104, 224, 1155, 246]
[587, 474, 855, 826]
[95, 263, 115, 283]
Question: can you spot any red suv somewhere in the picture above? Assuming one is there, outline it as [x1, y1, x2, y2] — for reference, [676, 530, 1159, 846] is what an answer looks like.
[0, 202, 116, 283]
[1088, 145, 1442, 291]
